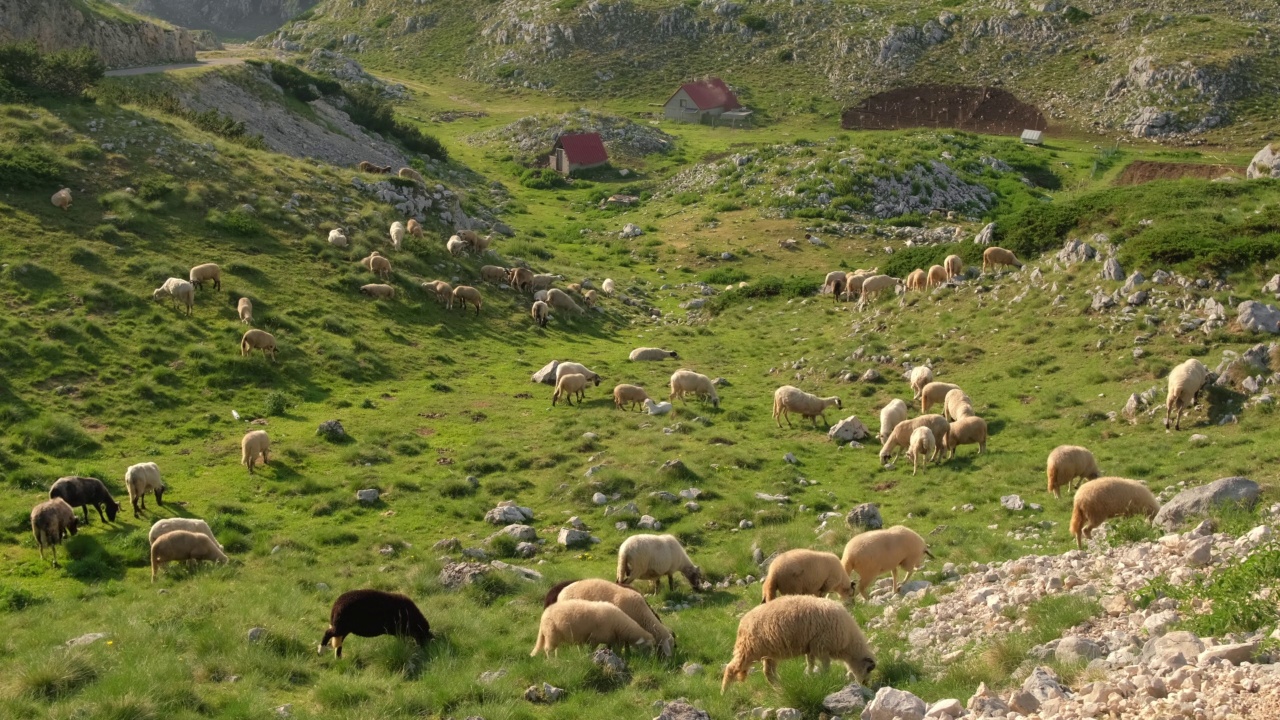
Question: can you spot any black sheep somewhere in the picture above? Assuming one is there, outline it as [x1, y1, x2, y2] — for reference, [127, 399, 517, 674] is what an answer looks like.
[49, 476, 120, 524]
[319, 589, 433, 658]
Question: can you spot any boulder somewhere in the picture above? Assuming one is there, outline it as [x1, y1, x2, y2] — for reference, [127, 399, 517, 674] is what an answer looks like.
[494, 524, 537, 542]
[531, 360, 559, 384]
[1022, 666, 1069, 702]
[1057, 238, 1096, 265]
[862, 686, 926, 720]
[1101, 257, 1125, 281]
[591, 647, 627, 674]
[829, 415, 870, 443]
[1141, 631, 1204, 664]
[356, 488, 379, 504]
[1263, 274, 1280, 294]
[485, 503, 533, 525]
[1000, 494, 1025, 511]
[1246, 144, 1279, 179]
[973, 222, 995, 245]
[1237, 301, 1280, 334]
[654, 700, 711, 720]
[316, 419, 346, 441]
[823, 683, 869, 715]
[846, 503, 883, 530]
[1198, 641, 1257, 666]
[620, 223, 644, 238]
[1055, 637, 1103, 664]
[438, 561, 490, 589]
[925, 698, 963, 718]
[1153, 477, 1260, 530]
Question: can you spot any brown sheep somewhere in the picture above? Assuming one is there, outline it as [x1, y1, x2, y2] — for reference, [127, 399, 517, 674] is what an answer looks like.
[905, 269, 927, 291]
[841, 525, 930, 599]
[613, 384, 650, 411]
[1046, 445, 1101, 499]
[240, 329, 277, 361]
[421, 280, 453, 309]
[926, 264, 947, 289]
[721, 595, 875, 692]
[946, 416, 987, 458]
[944, 254, 963, 279]
[1070, 477, 1159, 550]
[508, 267, 533, 293]
[406, 218, 424, 237]
[31, 498, 78, 566]
[358, 161, 391, 174]
[761, 549, 853, 602]
[553, 373, 589, 406]
[452, 285, 482, 316]
[982, 246, 1023, 272]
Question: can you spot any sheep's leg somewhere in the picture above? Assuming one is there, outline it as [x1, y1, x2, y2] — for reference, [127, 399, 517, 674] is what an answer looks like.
[763, 658, 781, 688]
[334, 635, 344, 658]
[857, 575, 872, 600]
[890, 568, 900, 593]
[783, 410, 793, 429]
[82, 506, 91, 525]
[51, 544, 58, 567]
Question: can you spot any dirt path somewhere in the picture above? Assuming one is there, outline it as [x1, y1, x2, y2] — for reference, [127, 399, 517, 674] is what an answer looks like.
[105, 57, 244, 77]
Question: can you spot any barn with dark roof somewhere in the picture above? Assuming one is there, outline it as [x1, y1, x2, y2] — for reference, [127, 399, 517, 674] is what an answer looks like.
[663, 77, 750, 125]
[550, 132, 608, 175]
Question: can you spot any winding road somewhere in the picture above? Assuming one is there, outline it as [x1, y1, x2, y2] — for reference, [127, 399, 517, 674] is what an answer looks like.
[105, 57, 244, 77]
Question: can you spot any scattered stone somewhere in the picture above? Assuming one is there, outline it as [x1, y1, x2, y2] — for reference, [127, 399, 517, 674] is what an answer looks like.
[479, 669, 507, 683]
[356, 488, 380, 504]
[1101, 257, 1125, 281]
[438, 561, 490, 589]
[846, 503, 883, 530]
[653, 699, 710, 720]
[829, 415, 870, 443]
[860, 369, 882, 383]
[66, 632, 107, 647]
[1055, 637, 1103, 664]
[1184, 536, 1212, 567]
[1189, 433, 1209, 445]
[660, 458, 689, 475]
[247, 627, 267, 643]
[1238, 300, 1280, 333]
[637, 515, 661, 530]
[1022, 666, 1069, 702]
[484, 501, 535, 525]
[925, 698, 964, 718]
[774, 709, 802, 720]
[316, 419, 346, 440]
[591, 647, 627, 674]
[1154, 477, 1260, 530]
[524, 682, 566, 703]
[783, 452, 798, 464]
[823, 683, 869, 715]
[494, 524, 537, 543]
[682, 663, 703, 675]
[557, 528, 592, 548]
[1000, 494, 1025, 511]
[592, 492, 608, 505]
[1198, 641, 1257, 666]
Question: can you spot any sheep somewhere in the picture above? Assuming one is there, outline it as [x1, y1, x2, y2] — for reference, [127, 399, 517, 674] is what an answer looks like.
[421, 280, 453, 308]
[534, 290, 549, 302]
[859, 274, 899, 301]
[388, 221, 406, 251]
[361, 251, 393, 279]
[761, 549, 853, 602]
[905, 269, 927, 291]
[361, 283, 396, 300]
[30, 498, 77, 566]
[877, 399, 909, 443]
[51, 187, 72, 211]
[398, 167, 425, 184]
[327, 227, 348, 247]
[237, 297, 253, 324]
[567, 282, 582, 294]
[189, 263, 222, 291]
[124, 462, 166, 517]
[531, 599, 654, 657]
[822, 270, 847, 301]
[545, 578, 675, 657]
[546, 288, 583, 314]
[452, 286, 482, 315]
[629, 347, 679, 361]
[879, 415, 949, 467]
[153, 277, 195, 316]
[1165, 358, 1212, 430]
[923, 265, 945, 289]
[906, 426, 936, 476]
[944, 254, 963, 279]
[446, 235, 468, 256]
[946, 416, 988, 458]
[908, 366, 934, 399]
[479, 265, 507, 284]
[241, 430, 270, 474]
[457, 229, 481, 246]
[602, 278, 616, 295]
[1046, 445, 1101, 499]
[613, 384, 650, 411]
[583, 289, 598, 308]
[49, 476, 120, 524]
[556, 362, 601, 386]
[943, 388, 975, 421]
[150, 530, 228, 582]
[842, 271, 874, 301]
[669, 369, 719, 408]
[472, 234, 492, 254]
[553, 373, 589, 406]
[148, 518, 220, 549]
[357, 161, 391, 174]
[840, 525, 930, 599]
[919, 381, 962, 413]
[778, 237, 798, 250]
[721, 595, 875, 692]
[1070, 477, 1160, 550]
[406, 218, 423, 237]
[508, 267, 533, 293]
[616, 533, 704, 594]
[240, 328, 277, 361]
[531, 300, 550, 327]
[982, 246, 1023, 272]
[773, 385, 842, 429]
[529, 274, 558, 291]
[319, 589, 433, 658]
[644, 398, 673, 415]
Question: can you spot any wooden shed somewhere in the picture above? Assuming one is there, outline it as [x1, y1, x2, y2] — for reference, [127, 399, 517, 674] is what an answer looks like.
[550, 133, 608, 175]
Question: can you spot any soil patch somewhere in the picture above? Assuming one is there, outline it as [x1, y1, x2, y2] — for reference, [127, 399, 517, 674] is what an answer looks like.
[1115, 160, 1241, 185]
[841, 85, 1047, 134]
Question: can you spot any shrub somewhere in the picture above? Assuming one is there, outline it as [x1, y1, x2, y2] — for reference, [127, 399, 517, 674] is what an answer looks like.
[520, 168, 567, 190]
[0, 145, 64, 189]
[263, 392, 291, 416]
[207, 208, 262, 237]
[0, 42, 104, 98]
[740, 14, 768, 31]
[341, 85, 448, 160]
[700, 267, 750, 285]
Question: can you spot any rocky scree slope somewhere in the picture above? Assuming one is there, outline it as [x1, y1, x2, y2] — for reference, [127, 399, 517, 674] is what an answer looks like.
[0, 0, 196, 69]
[119, 0, 318, 40]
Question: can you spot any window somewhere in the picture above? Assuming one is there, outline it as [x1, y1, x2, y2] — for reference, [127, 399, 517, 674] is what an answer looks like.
[679, 99, 686, 108]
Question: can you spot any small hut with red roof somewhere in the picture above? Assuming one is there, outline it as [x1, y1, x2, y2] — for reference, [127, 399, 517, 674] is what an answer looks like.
[663, 77, 751, 125]
[550, 132, 609, 175]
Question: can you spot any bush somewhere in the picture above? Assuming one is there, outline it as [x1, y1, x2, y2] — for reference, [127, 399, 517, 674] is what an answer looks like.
[263, 392, 291, 416]
[0, 145, 64, 189]
[520, 168, 567, 190]
[94, 83, 264, 148]
[700, 267, 750, 285]
[708, 275, 816, 314]
[207, 208, 262, 236]
[740, 14, 769, 31]
[341, 85, 448, 160]
[0, 42, 104, 98]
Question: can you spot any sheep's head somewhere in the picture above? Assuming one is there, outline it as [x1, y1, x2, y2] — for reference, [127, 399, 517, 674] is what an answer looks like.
[848, 655, 876, 683]
[67, 517, 79, 536]
[153, 485, 166, 505]
[682, 565, 705, 589]
[152, 288, 166, 301]
[105, 498, 119, 523]
[668, 351, 679, 359]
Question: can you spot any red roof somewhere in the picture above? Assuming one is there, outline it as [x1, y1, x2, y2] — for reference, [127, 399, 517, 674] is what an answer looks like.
[554, 133, 608, 166]
[672, 77, 741, 111]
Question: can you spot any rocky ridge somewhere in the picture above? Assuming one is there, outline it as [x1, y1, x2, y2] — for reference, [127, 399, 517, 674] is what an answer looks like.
[0, 0, 196, 69]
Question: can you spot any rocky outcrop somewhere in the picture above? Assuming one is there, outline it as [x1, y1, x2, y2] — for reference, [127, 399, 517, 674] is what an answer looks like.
[130, 0, 316, 40]
[1247, 144, 1279, 180]
[0, 0, 195, 69]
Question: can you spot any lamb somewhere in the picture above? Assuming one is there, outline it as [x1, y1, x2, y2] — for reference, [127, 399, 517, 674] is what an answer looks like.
[908, 366, 934, 399]
[583, 289, 598, 308]
[669, 369, 720, 408]
[472, 233, 492, 254]
[240, 328, 277, 360]
[189, 263, 222, 291]
[629, 347, 679, 361]
[773, 385, 842, 428]
[644, 399, 673, 415]
[1046, 445, 1101, 499]
[361, 251, 392, 279]
[421, 280, 453, 308]
[1070, 477, 1160, 550]
[982, 246, 1023, 272]
[30, 498, 77, 566]
[556, 362, 601, 386]
[532, 273, 561, 291]
[241, 430, 270, 474]
[150, 530, 228, 582]
[906, 426, 936, 476]
[544, 578, 675, 657]
[406, 218, 423, 237]
[479, 265, 507, 284]
[616, 534, 704, 594]
[879, 415, 949, 467]
[840, 525, 930, 599]
[507, 267, 533, 293]
[446, 235, 468, 256]
[398, 167, 425, 184]
[946, 416, 988, 458]
[859, 274, 899, 301]
[124, 462, 166, 517]
[531, 300, 550, 327]
[926, 264, 947, 289]
[877, 399, 909, 443]
[51, 187, 72, 211]
[357, 161, 391, 174]
[148, 518, 220, 549]
[388, 221, 405, 251]
[943, 388, 975, 421]
[905, 269, 926, 291]
[919, 381, 962, 413]
[613, 383, 651, 411]
[237, 297, 253, 324]
[531, 599, 654, 657]
[761, 549, 853, 602]
[602, 278, 616, 295]
[545, 288, 583, 314]
[1165, 358, 1212, 430]
[553, 373, 589, 406]
[822, 270, 847, 301]
[327, 227, 348, 247]
[49, 476, 120, 524]
[319, 589, 433, 658]
[944, 254, 963, 279]
[721, 595, 875, 692]
[452, 285, 482, 315]
[153, 277, 195, 316]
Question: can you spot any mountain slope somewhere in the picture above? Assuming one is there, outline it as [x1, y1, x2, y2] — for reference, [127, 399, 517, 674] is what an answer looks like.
[0, 0, 195, 69]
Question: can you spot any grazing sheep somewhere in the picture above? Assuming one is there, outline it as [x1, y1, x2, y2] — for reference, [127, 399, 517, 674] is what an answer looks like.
[124, 462, 166, 517]
[421, 280, 453, 308]
[388, 221, 405, 251]
[406, 218, 423, 237]
[617, 534, 704, 594]
[545, 578, 676, 657]
[320, 589, 433, 658]
[982, 246, 1023, 272]
[361, 283, 396, 300]
[1071, 477, 1159, 550]
[398, 167, 425, 183]
[1165, 358, 1212, 430]
[556, 362, 601, 386]
[761, 549, 853, 602]
[1046, 445, 1101, 499]
[237, 297, 253, 324]
[533, 289, 549, 302]
[508, 267, 533, 293]
[602, 278, 616, 295]
[669, 369, 720, 408]
[943, 388, 975, 421]
[30, 498, 77, 566]
[153, 277, 195, 316]
[546, 288, 583, 314]
[241, 430, 270, 474]
[150, 530, 228, 582]
[908, 366, 934, 399]
[613, 384, 650, 411]
[840, 525, 930, 599]
[189, 263, 222, 291]
[879, 415, 949, 467]
[906, 426, 935, 476]
[583, 289, 598, 308]
[457, 229, 481, 246]
[773, 385, 842, 428]
[905, 269, 927, 291]
[919, 381, 962, 413]
[240, 328, 277, 361]
[926, 264, 947, 289]
[530, 274, 559, 291]
[644, 398, 673, 415]
[822, 270, 847, 302]
[842, 270, 875, 301]
[859, 274, 899, 301]
[721, 595, 875, 692]
[531, 299, 550, 327]
[779, 237, 798, 250]
[877, 399, 909, 443]
[946, 416, 988, 458]
[472, 233, 492, 254]
[49, 476, 119, 524]
[944, 254, 963, 279]
[51, 187, 72, 211]
[553, 373, 589, 406]
[327, 228, 348, 247]
[446, 235, 468, 256]
[629, 347, 679, 362]
[479, 265, 507, 284]
[451, 286, 481, 315]
[149, 518, 220, 549]
[361, 251, 392, 279]
[531, 599, 654, 657]
[567, 283, 581, 294]
[357, 161, 391, 174]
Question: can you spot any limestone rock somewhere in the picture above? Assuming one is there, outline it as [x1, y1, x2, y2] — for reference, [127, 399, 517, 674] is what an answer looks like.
[1056, 637, 1103, 663]
[846, 503, 883, 530]
[1246, 144, 1280, 179]
[531, 360, 559, 384]
[1237, 300, 1280, 333]
[654, 700, 711, 720]
[1154, 477, 1260, 530]
[823, 683, 869, 715]
[829, 415, 870, 443]
[862, 686, 926, 720]
[557, 528, 592, 548]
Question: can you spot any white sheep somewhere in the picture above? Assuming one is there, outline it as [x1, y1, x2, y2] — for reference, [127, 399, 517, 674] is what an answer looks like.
[556, 362, 601, 386]
[721, 595, 875, 692]
[51, 188, 72, 211]
[241, 430, 270, 474]
[982, 246, 1023, 272]
[822, 270, 847, 301]
[189, 263, 222, 291]
[644, 398, 673, 415]
[533, 289, 549, 302]
[877, 399, 909, 443]
[446, 235, 468, 256]
[472, 233, 493, 254]
[360, 251, 392, 279]
[546, 288, 583, 314]
[946, 416, 988, 458]
[389, 221, 405, 251]
[148, 518, 221, 549]
[553, 373, 589, 406]
[629, 347, 679, 361]
[840, 525, 930, 599]
[761, 549, 852, 602]
[456, 229, 481, 246]
[919, 381, 961, 413]
[879, 415, 949, 467]
[583, 289, 599, 308]
[842, 270, 876, 301]
[240, 329, 277, 360]
[613, 384, 650, 411]
[616, 534, 704, 594]
[153, 277, 195, 316]
[1046, 445, 1101, 499]
[772, 385, 842, 428]
[530, 274, 559, 291]
[1071, 477, 1159, 550]
[908, 366, 934, 399]
[1165, 358, 1211, 430]
[548, 578, 675, 657]
[479, 265, 507, 284]
[602, 278, 616, 295]
[237, 297, 253, 324]
[906, 426, 935, 476]
[399, 167, 425, 184]
[943, 388, 974, 421]
[530, 599, 654, 657]
[422, 280, 453, 308]
[858, 274, 899, 301]
[531, 299, 550, 327]
[944, 254, 963, 279]
[151, 530, 228, 582]
[124, 462, 166, 518]
[30, 498, 78, 566]
[669, 369, 719, 408]
[327, 228, 348, 247]
[453, 285, 482, 315]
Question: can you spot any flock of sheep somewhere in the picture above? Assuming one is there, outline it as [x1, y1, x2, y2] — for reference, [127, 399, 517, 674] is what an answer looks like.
[819, 246, 1024, 304]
